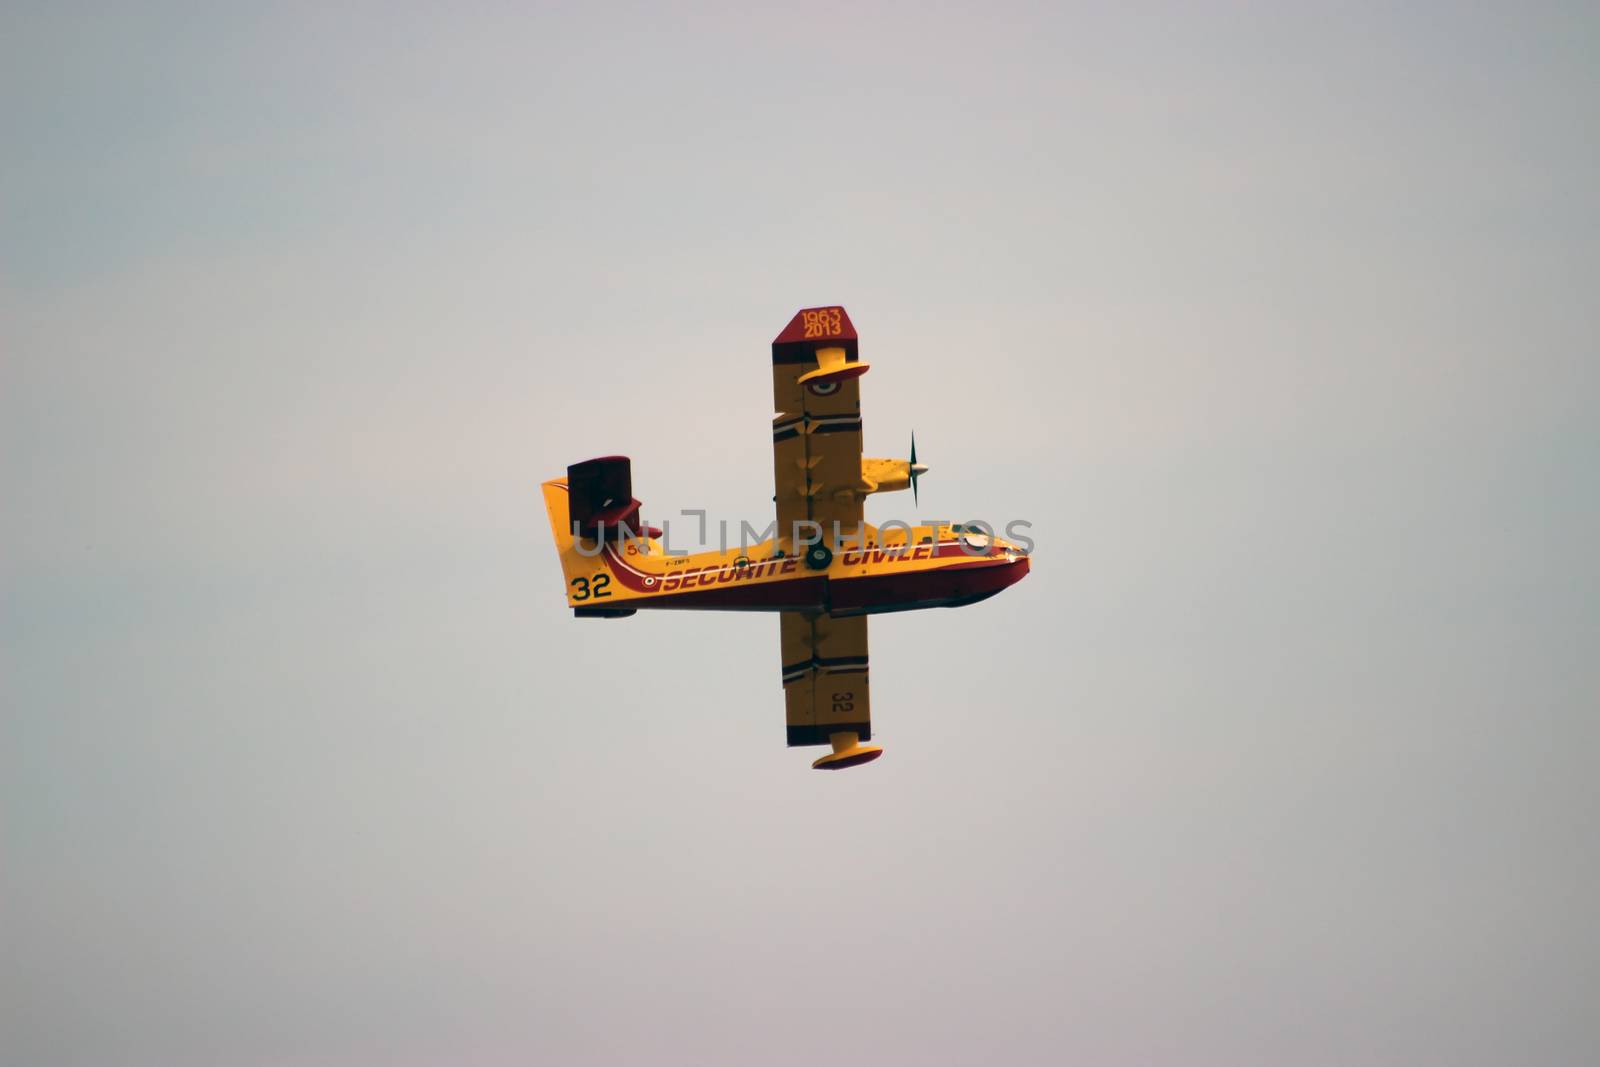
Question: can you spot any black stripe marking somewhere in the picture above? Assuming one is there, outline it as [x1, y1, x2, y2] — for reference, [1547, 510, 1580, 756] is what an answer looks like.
[773, 341, 860, 366]
[787, 722, 872, 747]
[783, 653, 869, 681]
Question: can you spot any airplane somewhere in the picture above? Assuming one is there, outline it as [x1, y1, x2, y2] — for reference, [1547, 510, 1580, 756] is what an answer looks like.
[540, 306, 1031, 770]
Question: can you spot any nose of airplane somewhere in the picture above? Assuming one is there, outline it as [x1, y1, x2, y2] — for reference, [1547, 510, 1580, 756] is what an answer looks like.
[981, 547, 1029, 586]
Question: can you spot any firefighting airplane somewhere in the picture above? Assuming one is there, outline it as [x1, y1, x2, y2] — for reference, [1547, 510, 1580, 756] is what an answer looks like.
[541, 306, 1031, 770]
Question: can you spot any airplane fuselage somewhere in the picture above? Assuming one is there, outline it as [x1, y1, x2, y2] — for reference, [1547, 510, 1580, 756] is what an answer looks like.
[547, 480, 1029, 618]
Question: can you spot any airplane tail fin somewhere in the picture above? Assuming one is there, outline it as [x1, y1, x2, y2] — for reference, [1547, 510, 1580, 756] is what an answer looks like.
[542, 456, 654, 618]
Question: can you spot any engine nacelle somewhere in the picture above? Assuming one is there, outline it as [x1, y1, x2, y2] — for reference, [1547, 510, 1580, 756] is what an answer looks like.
[861, 457, 916, 495]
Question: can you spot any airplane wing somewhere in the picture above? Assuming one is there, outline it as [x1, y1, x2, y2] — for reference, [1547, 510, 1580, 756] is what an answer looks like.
[771, 308, 883, 769]
[771, 306, 868, 557]
[780, 610, 879, 768]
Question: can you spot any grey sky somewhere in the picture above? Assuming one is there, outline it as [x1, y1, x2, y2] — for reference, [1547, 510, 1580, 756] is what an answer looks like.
[4, 3, 1597, 1065]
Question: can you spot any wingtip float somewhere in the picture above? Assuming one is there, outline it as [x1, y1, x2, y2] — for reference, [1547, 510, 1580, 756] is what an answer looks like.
[542, 306, 1032, 770]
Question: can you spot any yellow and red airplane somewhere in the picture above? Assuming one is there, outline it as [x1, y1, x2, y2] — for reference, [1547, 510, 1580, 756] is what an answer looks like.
[541, 306, 1030, 769]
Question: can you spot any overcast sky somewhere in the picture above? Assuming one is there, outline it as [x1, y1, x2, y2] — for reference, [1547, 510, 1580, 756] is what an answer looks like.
[4, 3, 1597, 1065]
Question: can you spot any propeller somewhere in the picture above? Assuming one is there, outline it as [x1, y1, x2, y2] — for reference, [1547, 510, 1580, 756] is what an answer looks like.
[909, 432, 928, 505]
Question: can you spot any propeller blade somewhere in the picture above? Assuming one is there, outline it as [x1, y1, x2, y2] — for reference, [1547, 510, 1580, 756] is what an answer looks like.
[909, 432, 920, 506]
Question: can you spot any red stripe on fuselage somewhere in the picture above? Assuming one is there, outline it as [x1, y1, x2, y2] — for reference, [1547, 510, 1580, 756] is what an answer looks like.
[591, 537, 1025, 614]
[828, 556, 1029, 616]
